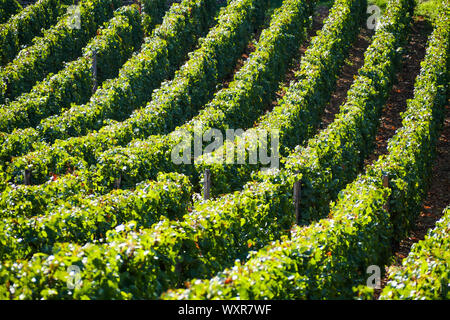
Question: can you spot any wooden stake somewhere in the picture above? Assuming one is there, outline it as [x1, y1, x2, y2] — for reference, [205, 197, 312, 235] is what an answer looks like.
[294, 179, 301, 224]
[204, 169, 211, 200]
[24, 169, 31, 186]
[92, 50, 98, 93]
[114, 175, 121, 189]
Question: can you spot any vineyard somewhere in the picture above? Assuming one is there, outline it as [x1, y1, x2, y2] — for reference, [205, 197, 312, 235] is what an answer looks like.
[0, 0, 448, 300]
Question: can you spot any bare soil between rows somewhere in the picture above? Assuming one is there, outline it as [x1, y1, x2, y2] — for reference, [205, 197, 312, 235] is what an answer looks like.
[368, 17, 449, 299]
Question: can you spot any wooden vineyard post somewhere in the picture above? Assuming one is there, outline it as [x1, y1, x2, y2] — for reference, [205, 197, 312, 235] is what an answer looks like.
[114, 175, 122, 189]
[24, 169, 32, 186]
[92, 49, 98, 93]
[204, 169, 211, 200]
[382, 174, 389, 212]
[293, 179, 301, 224]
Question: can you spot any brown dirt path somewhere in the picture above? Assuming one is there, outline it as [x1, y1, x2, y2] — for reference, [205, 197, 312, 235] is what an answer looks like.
[223, 4, 331, 93]
[365, 17, 450, 299]
[374, 103, 450, 299]
[318, 27, 373, 129]
[267, 5, 330, 112]
[365, 18, 432, 167]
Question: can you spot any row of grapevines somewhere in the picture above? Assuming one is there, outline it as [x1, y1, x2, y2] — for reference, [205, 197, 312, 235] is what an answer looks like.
[0, 0, 255, 217]
[380, 205, 449, 300]
[0, 169, 100, 218]
[87, 0, 313, 190]
[0, 0, 305, 211]
[4, 0, 312, 187]
[3, 0, 280, 177]
[0, 0, 122, 104]
[61, 0, 412, 297]
[196, 0, 366, 197]
[0, 0, 314, 299]
[0, 0, 22, 24]
[199, 0, 412, 221]
[0, 0, 398, 223]
[0, 4, 145, 133]
[29, 0, 231, 141]
[0, 0, 72, 65]
[0, 172, 192, 260]
[161, 10, 449, 299]
[139, 0, 174, 34]
[93, 0, 409, 201]
[0, 0, 220, 166]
